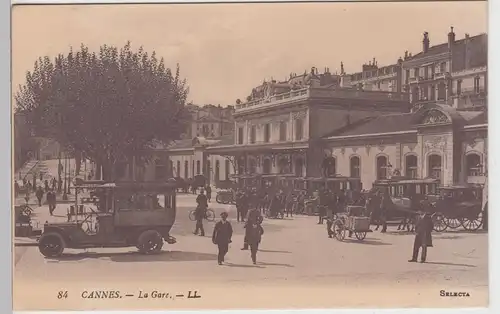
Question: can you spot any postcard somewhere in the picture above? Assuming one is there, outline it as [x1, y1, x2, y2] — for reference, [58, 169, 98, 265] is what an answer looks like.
[12, 1, 488, 311]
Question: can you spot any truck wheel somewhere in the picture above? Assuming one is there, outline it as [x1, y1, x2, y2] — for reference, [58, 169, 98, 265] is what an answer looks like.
[38, 232, 65, 257]
[137, 230, 163, 254]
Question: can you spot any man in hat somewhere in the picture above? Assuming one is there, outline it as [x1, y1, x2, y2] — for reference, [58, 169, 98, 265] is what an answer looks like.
[241, 204, 263, 250]
[409, 208, 434, 263]
[194, 189, 208, 236]
[212, 211, 233, 265]
[246, 221, 264, 265]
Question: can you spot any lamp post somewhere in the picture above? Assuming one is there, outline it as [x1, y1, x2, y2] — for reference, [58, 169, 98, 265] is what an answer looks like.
[62, 153, 68, 200]
[67, 154, 71, 195]
[57, 152, 62, 193]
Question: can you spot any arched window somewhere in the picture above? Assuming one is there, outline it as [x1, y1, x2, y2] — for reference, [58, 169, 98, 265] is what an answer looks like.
[237, 156, 245, 174]
[248, 158, 257, 174]
[184, 160, 188, 179]
[278, 157, 290, 174]
[350, 156, 360, 178]
[155, 158, 166, 181]
[294, 158, 304, 177]
[412, 87, 419, 102]
[405, 155, 418, 178]
[466, 153, 481, 176]
[376, 155, 388, 180]
[437, 82, 446, 100]
[215, 160, 220, 182]
[263, 158, 272, 174]
[322, 156, 336, 177]
[176, 161, 181, 177]
[225, 159, 231, 180]
[196, 160, 201, 175]
[428, 154, 442, 181]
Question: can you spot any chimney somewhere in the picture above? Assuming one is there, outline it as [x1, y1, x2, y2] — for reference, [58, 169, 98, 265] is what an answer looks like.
[448, 26, 456, 48]
[423, 32, 430, 53]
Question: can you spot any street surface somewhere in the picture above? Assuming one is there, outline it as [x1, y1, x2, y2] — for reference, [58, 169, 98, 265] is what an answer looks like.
[14, 194, 488, 310]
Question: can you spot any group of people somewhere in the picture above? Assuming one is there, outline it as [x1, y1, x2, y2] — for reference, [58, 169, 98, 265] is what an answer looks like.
[194, 188, 265, 265]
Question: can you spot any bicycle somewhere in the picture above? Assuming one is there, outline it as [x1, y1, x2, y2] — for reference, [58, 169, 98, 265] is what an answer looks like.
[189, 208, 215, 222]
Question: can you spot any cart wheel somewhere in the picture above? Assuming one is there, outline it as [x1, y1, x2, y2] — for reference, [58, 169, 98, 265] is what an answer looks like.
[137, 230, 163, 254]
[333, 220, 346, 241]
[38, 232, 65, 258]
[355, 232, 367, 240]
[216, 195, 223, 204]
[462, 212, 483, 231]
[206, 209, 216, 222]
[188, 210, 196, 221]
[432, 212, 447, 232]
[445, 217, 463, 229]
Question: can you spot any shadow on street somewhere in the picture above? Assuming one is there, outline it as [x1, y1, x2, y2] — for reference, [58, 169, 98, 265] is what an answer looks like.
[258, 249, 292, 254]
[45, 250, 217, 263]
[224, 263, 265, 269]
[424, 261, 476, 268]
[341, 238, 392, 246]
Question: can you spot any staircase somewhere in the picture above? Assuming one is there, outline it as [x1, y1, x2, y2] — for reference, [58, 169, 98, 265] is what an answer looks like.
[14, 160, 39, 182]
[14, 159, 55, 184]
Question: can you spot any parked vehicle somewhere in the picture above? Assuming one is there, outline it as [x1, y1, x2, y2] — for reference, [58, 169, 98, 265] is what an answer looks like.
[37, 181, 177, 258]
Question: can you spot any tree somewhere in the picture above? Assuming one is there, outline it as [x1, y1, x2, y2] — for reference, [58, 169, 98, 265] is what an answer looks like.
[15, 42, 190, 180]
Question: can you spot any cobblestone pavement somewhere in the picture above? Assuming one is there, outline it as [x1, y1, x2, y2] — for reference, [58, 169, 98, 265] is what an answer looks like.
[14, 194, 488, 310]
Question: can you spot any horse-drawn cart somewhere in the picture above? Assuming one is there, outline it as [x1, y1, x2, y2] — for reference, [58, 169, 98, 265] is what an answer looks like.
[332, 206, 373, 241]
[428, 185, 484, 231]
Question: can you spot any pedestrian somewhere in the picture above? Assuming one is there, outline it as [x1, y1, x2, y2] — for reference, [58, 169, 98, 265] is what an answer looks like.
[57, 179, 62, 193]
[247, 222, 264, 265]
[14, 181, 20, 198]
[35, 186, 44, 207]
[380, 190, 390, 233]
[46, 190, 56, 215]
[318, 188, 328, 224]
[236, 190, 247, 222]
[193, 190, 207, 236]
[482, 201, 488, 231]
[44, 180, 50, 193]
[206, 185, 212, 202]
[51, 178, 57, 191]
[241, 205, 263, 250]
[212, 212, 233, 265]
[408, 209, 434, 263]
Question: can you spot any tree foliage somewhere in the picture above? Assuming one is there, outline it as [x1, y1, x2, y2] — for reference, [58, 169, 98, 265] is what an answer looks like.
[15, 42, 190, 180]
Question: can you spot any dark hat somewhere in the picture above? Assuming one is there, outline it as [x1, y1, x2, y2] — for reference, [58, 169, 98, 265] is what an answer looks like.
[220, 212, 228, 217]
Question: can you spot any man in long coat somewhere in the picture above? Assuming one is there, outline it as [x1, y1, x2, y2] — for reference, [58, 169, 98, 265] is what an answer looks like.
[212, 212, 233, 265]
[241, 206, 263, 250]
[408, 209, 434, 263]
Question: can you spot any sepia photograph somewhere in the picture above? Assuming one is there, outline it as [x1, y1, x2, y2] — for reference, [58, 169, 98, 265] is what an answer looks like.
[11, 1, 489, 311]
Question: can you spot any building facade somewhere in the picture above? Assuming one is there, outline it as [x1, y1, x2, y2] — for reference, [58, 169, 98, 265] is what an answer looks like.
[206, 67, 409, 180]
[185, 104, 234, 138]
[323, 104, 487, 190]
[402, 28, 487, 111]
[349, 57, 404, 93]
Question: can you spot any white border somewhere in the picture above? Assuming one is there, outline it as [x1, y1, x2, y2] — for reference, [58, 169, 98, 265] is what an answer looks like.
[4, 1, 497, 314]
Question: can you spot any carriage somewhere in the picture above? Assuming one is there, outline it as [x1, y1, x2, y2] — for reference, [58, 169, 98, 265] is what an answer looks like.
[371, 177, 446, 232]
[427, 185, 484, 231]
[331, 205, 373, 241]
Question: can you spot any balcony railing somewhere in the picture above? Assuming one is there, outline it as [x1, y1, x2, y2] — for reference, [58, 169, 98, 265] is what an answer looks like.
[434, 72, 450, 80]
[235, 87, 408, 112]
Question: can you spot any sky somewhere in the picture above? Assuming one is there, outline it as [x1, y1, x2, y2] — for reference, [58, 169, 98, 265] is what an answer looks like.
[11, 1, 488, 106]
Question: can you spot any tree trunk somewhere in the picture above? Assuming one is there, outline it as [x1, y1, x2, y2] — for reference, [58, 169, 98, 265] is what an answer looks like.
[95, 161, 102, 180]
[75, 151, 82, 175]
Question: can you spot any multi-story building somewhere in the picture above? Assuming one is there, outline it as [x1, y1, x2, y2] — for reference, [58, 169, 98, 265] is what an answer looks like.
[349, 57, 404, 93]
[185, 104, 234, 138]
[206, 67, 410, 181]
[402, 28, 487, 111]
